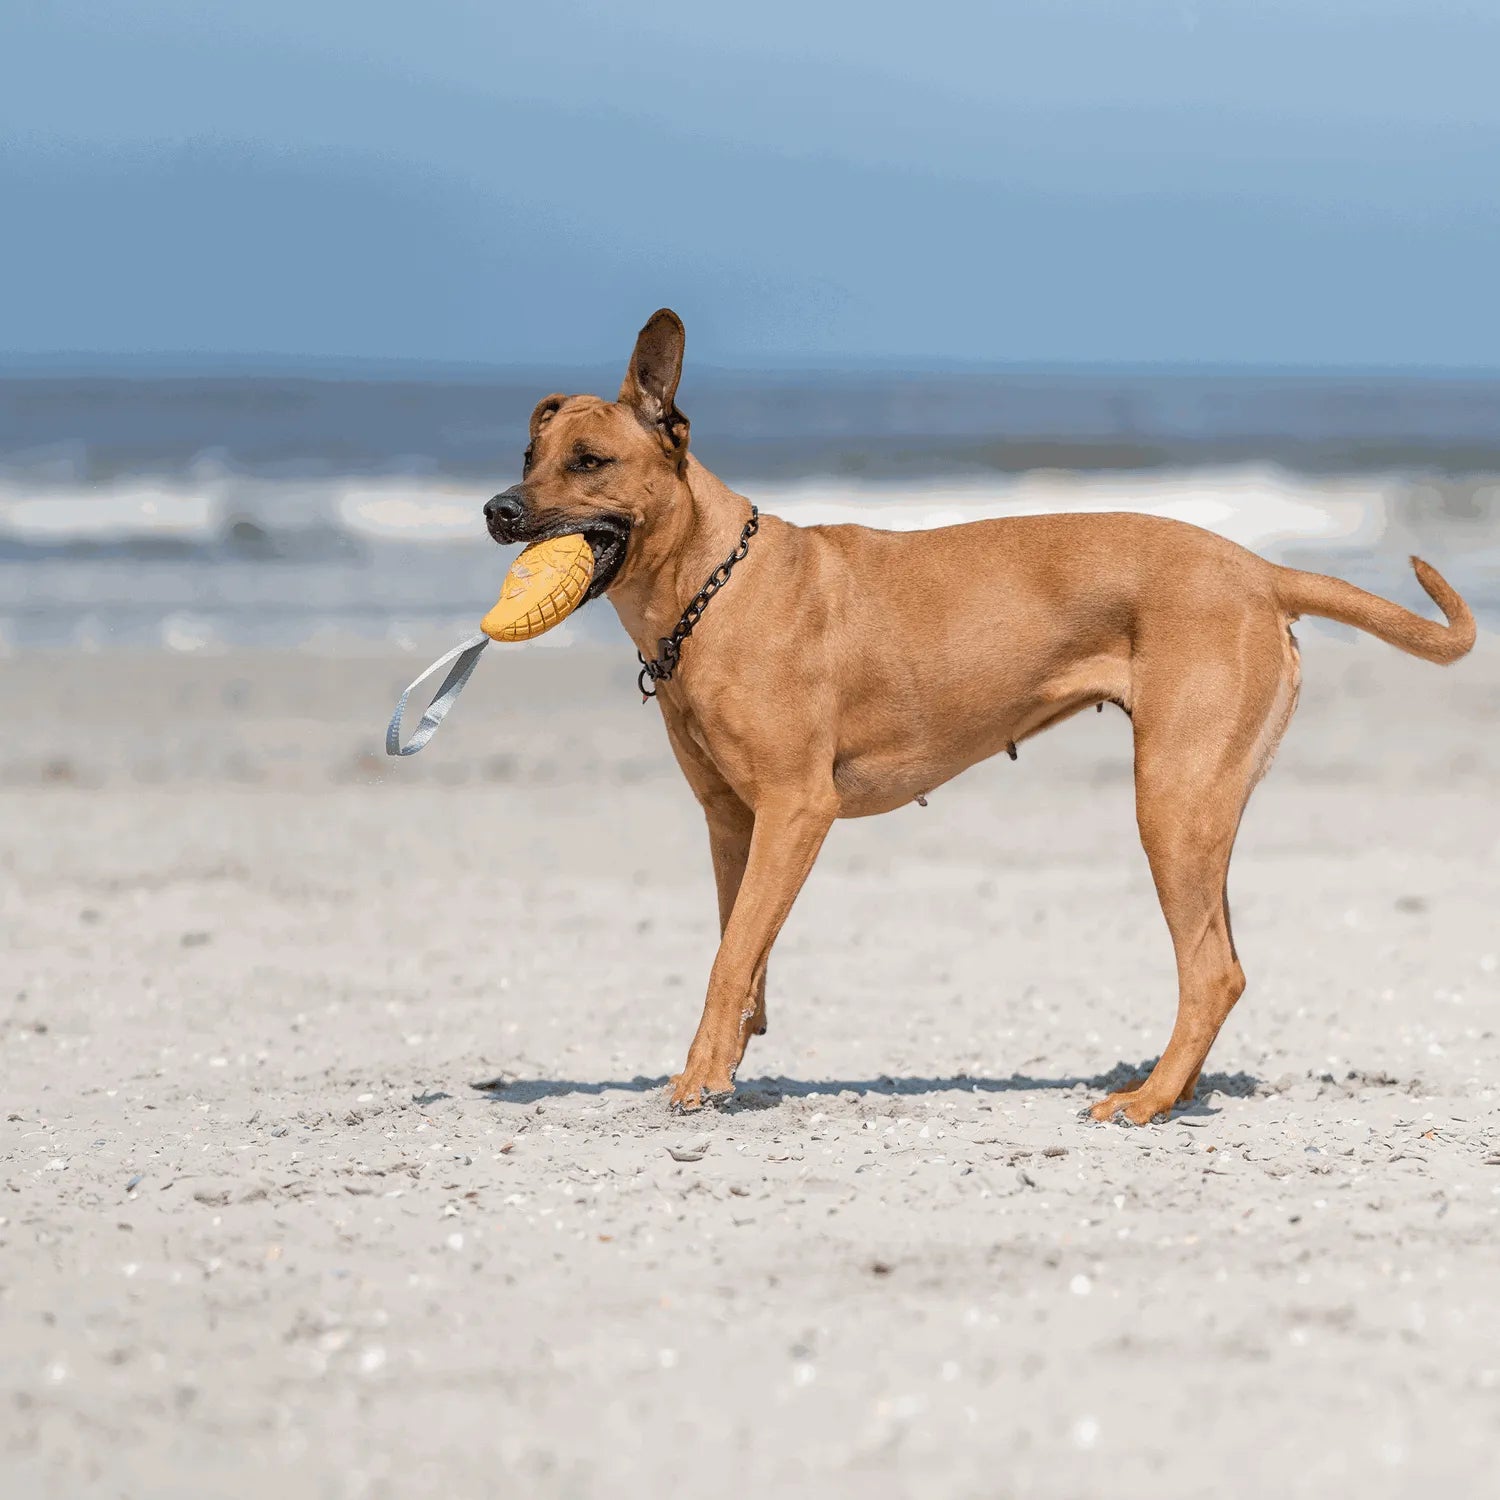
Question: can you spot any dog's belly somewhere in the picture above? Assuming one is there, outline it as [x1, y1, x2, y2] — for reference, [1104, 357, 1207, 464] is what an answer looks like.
[833, 743, 1003, 817]
[831, 652, 1128, 818]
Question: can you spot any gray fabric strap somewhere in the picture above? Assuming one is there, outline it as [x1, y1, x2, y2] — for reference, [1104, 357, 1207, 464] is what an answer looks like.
[385, 632, 490, 756]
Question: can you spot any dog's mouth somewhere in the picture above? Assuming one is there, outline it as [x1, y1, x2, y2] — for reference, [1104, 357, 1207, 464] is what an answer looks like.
[578, 516, 631, 601]
[488, 511, 632, 603]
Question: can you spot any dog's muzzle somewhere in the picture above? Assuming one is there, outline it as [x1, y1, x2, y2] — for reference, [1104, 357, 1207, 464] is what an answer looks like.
[482, 484, 631, 600]
[484, 486, 528, 544]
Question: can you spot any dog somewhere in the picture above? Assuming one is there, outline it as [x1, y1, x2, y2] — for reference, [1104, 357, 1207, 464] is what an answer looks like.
[483, 309, 1476, 1124]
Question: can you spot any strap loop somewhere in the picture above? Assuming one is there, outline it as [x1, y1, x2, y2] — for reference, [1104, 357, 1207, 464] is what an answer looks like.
[385, 633, 490, 756]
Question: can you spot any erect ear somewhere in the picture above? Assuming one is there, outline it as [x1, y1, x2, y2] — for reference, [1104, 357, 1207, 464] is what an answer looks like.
[619, 309, 689, 456]
[528, 394, 567, 442]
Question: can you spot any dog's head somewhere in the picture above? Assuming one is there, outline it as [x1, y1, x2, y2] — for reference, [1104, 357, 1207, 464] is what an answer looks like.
[483, 309, 691, 602]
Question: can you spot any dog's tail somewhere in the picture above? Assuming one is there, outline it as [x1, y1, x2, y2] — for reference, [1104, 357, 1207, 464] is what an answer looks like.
[1274, 557, 1475, 665]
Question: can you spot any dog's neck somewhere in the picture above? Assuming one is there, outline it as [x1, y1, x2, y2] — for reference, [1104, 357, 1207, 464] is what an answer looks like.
[607, 454, 756, 660]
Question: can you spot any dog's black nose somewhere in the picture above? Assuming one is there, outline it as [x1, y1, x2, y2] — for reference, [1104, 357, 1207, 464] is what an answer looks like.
[485, 490, 526, 525]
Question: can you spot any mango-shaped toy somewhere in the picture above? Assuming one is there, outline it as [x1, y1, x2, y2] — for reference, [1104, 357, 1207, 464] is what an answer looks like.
[481, 534, 594, 642]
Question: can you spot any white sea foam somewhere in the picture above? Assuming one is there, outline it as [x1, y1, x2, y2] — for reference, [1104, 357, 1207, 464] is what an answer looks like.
[752, 466, 1394, 553]
[3, 463, 1488, 650]
[0, 483, 223, 542]
[335, 482, 487, 542]
[0, 464, 1397, 553]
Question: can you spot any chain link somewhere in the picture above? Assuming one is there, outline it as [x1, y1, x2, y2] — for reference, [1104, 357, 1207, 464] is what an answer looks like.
[637, 506, 759, 700]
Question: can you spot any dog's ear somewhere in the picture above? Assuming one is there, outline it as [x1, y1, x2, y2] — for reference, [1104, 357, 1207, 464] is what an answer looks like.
[529, 394, 567, 442]
[619, 309, 689, 458]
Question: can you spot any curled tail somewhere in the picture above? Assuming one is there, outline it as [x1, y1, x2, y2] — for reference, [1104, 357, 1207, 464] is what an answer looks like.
[1275, 557, 1476, 665]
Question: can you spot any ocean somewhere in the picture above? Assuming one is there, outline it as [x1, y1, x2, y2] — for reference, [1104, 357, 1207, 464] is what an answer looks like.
[2, 366, 1497, 653]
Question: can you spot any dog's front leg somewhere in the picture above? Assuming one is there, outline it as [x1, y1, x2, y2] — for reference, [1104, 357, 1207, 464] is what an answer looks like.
[704, 796, 769, 1041]
[670, 791, 837, 1111]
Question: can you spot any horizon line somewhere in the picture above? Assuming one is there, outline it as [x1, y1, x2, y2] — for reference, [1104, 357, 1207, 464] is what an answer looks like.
[5, 349, 1500, 385]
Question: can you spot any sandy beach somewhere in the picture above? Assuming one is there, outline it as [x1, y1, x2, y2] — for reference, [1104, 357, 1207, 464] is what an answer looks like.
[4, 630, 1499, 1498]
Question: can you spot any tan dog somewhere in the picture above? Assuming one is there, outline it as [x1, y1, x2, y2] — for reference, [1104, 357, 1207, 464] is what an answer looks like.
[483, 310, 1476, 1124]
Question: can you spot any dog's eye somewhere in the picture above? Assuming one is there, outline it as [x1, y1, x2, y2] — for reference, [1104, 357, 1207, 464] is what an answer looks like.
[571, 453, 610, 473]
[522, 445, 535, 476]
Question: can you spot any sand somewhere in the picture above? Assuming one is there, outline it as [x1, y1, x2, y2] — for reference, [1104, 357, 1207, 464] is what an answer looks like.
[4, 632, 1499, 1498]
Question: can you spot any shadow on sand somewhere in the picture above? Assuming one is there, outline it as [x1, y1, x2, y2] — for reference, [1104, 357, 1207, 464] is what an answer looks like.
[469, 1061, 1264, 1116]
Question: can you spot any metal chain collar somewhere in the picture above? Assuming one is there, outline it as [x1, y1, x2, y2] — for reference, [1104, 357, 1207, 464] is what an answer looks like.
[637, 505, 759, 700]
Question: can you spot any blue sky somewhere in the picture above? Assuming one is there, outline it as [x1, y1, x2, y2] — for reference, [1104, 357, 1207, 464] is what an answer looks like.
[3, 1, 1498, 368]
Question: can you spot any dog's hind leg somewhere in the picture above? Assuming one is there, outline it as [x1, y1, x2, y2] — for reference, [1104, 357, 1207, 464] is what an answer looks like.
[1089, 615, 1298, 1125]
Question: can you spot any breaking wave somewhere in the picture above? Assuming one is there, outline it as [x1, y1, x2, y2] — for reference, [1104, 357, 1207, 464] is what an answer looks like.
[1, 466, 1494, 652]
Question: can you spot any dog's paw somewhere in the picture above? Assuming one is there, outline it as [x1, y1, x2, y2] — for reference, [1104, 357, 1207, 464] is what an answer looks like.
[668, 1068, 735, 1112]
[1086, 1087, 1176, 1126]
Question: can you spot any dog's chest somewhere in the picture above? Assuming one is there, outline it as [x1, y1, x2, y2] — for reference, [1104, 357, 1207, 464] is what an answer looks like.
[663, 696, 732, 782]
[674, 702, 715, 762]
[661, 689, 778, 804]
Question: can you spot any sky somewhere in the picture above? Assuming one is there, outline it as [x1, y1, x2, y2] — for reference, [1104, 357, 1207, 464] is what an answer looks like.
[3, 0, 1499, 370]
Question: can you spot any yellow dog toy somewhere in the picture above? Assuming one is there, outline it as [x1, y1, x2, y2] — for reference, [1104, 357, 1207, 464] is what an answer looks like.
[385, 535, 594, 755]
[479, 534, 593, 642]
